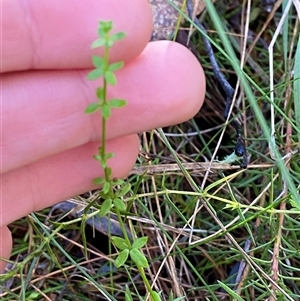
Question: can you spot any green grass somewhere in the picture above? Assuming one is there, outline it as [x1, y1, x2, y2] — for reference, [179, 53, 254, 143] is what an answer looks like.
[1, 1, 300, 300]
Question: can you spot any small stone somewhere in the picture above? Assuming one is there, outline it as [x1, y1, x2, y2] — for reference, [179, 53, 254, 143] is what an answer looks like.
[148, 0, 206, 41]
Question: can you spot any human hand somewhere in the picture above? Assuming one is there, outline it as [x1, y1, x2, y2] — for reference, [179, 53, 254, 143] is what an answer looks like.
[1, 0, 205, 271]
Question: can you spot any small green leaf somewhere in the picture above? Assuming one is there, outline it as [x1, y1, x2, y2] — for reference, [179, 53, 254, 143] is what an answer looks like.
[99, 190, 110, 199]
[105, 152, 115, 161]
[93, 177, 106, 185]
[106, 39, 115, 48]
[99, 198, 112, 216]
[91, 38, 106, 49]
[92, 55, 105, 68]
[111, 32, 126, 42]
[27, 292, 40, 299]
[96, 87, 104, 101]
[132, 236, 148, 249]
[102, 181, 111, 194]
[106, 167, 112, 178]
[85, 102, 101, 114]
[151, 291, 162, 301]
[87, 68, 103, 80]
[108, 98, 127, 108]
[115, 249, 129, 268]
[93, 154, 102, 161]
[112, 179, 125, 186]
[130, 249, 149, 268]
[99, 20, 113, 32]
[101, 103, 111, 119]
[125, 285, 134, 301]
[109, 61, 124, 72]
[113, 198, 126, 212]
[98, 146, 103, 153]
[105, 70, 117, 85]
[115, 183, 131, 197]
[97, 28, 107, 38]
[111, 236, 130, 250]
[100, 157, 107, 169]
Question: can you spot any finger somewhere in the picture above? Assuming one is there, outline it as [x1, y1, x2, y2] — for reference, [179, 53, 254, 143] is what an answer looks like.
[2, 0, 152, 72]
[1, 134, 139, 228]
[0, 226, 12, 272]
[2, 41, 205, 173]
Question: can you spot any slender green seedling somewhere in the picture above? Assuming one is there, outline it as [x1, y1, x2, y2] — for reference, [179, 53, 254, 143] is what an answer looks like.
[85, 20, 161, 301]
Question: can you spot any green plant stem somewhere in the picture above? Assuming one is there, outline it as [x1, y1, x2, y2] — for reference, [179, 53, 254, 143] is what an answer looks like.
[115, 209, 132, 247]
[85, 21, 159, 300]
[101, 47, 109, 178]
[138, 266, 157, 300]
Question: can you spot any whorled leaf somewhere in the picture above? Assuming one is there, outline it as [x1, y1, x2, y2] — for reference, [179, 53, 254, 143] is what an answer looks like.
[93, 177, 106, 185]
[92, 55, 105, 68]
[96, 87, 105, 101]
[115, 182, 131, 198]
[104, 70, 117, 85]
[115, 249, 129, 268]
[99, 198, 112, 217]
[108, 98, 127, 108]
[101, 103, 111, 119]
[91, 38, 106, 49]
[111, 32, 126, 42]
[113, 198, 127, 212]
[111, 236, 130, 250]
[109, 61, 124, 72]
[132, 236, 148, 249]
[99, 20, 113, 34]
[130, 248, 149, 268]
[87, 68, 103, 80]
[85, 102, 101, 114]
[102, 181, 111, 194]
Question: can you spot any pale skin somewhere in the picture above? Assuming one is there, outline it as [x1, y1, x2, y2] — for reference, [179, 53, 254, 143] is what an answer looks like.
[0, 0, 206, 271]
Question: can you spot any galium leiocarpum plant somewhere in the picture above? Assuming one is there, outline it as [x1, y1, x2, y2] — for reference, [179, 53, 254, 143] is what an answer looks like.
[85, 20, 162, 301]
